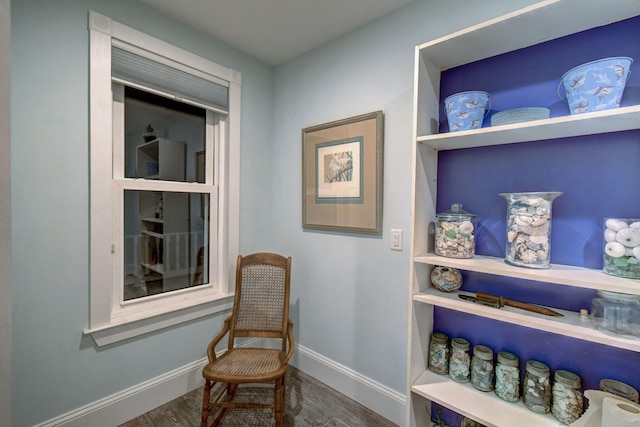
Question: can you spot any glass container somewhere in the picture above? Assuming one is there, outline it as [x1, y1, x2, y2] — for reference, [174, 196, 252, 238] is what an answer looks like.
[430, 266, 463, 293]
[434, 203, 476, 259]
[603, 218, 640, 279]
[471, 345, 494, 392]
[495, 351, 520, 402]
[448, 337, 471, 383]
[600, 379, 639, 403]
[429, 332, 449, 374]
[591, 291, 640, 339]
[499, 192, 562, 269]
[523, 360, 551, 414]
[552, 370, 584, 425]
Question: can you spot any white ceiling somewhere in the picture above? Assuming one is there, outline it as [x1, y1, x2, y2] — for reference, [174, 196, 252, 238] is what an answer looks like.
[138, 0, 415, 66]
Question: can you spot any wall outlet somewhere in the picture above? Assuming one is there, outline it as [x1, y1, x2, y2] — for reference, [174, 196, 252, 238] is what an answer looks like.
[391, 229, 403, 251]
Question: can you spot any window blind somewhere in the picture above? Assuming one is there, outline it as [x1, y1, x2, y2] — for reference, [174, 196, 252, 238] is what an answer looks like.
[111, 45, 229, 113]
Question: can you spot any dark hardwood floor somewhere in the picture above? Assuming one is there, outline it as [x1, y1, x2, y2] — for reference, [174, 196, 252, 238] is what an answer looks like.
[119, 366, 399, 426]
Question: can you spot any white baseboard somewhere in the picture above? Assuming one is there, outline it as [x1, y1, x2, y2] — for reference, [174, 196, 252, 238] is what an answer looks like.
[290, 345, 406, 426]
[34, 358, 207, 427]
[35, 344, 406, 426]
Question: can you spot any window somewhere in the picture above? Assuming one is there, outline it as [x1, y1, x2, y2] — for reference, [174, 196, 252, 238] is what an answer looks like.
[86, 11, 240, 346]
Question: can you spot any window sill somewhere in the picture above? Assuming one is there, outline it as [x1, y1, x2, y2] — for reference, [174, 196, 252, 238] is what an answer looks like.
[84, 293, 234, 347]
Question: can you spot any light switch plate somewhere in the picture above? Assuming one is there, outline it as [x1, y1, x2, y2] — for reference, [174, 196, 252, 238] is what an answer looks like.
[391, 229, 403, 251]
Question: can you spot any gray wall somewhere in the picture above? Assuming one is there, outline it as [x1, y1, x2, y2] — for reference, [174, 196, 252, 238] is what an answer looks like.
[10, 0, 538, 425]
[11, 1, 273, 425]
[271, 0, 539, 394]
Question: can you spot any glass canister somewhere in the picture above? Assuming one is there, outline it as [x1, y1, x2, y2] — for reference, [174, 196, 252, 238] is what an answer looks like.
[434, 203, 476, 259]
[603, 218, 640, 279]
[499, 192, 562, 269]
[552, 370, 584, 425]
[471, 345, 494, 392]
[591, 290, 640, 339]
[430, 266, 463, 293]
[523, 360, 551, 414]
[600, 379, 640, 403]
[495, 351, 520, 402]
[448, 337, 471, 383]
[429, 332, 449, 375]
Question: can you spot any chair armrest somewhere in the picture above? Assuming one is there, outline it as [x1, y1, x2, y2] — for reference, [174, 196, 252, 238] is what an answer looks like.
[206, 315, 232, 362]
[284, 318, 295, 363]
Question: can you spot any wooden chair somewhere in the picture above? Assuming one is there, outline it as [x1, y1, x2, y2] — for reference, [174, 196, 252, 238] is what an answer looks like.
[201, 252, 294, 427]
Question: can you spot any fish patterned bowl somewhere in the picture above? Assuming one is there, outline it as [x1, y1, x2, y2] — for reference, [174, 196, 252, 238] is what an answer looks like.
[560, 57, 633, 115]
[444, 91, 490, 132]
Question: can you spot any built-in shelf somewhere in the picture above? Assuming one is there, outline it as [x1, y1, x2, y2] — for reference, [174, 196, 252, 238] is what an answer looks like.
[417, 105, 640, 150]
[408, 1, 640, 426]
[411, 370, 560, 427]
[414, 253, 640, 295]
[414, 289, 640, 353]
[141, 217, 163, 223]
[417, 0, 640, 72]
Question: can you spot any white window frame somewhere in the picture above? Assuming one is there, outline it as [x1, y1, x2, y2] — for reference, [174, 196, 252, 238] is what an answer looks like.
[85, 11, 240, 346]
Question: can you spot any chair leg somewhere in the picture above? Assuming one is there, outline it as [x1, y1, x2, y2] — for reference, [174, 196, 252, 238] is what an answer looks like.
[274, 377, 284, 427]
[201, 380, 211, 427]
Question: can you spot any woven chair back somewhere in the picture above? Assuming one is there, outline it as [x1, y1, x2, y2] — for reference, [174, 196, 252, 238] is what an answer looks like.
[230, 253, 291, 346]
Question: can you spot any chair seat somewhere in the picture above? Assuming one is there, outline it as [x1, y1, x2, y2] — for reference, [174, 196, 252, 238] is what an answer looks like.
[203, 348, 287, 383]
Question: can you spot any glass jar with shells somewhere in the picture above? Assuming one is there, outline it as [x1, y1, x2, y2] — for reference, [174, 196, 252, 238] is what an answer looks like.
[499, 192, 562, 269]
[434, 203, 476, 259]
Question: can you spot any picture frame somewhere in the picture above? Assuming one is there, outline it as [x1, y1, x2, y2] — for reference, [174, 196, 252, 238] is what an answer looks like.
[302, 111, 383, 234]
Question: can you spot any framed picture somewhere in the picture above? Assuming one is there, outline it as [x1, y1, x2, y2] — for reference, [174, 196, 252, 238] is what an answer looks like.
[302, 111, 383, 234]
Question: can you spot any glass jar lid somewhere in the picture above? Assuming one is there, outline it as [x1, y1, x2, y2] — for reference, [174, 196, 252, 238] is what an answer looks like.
[555, 370, 581, 388]
[473, 345, 493, 360]
[597, 290, 640, 303]
[525, 360, 549, 376]
[436, 203, 476, 221]
[497, 351, 519, 367]
[600, 379, 640, 403]
[431, 332, 449, 344]
[451, 337, 470, 351]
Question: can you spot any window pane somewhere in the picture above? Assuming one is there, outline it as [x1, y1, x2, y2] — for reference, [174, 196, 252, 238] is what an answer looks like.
[124, 87, 206, 183]
[124, 190, 210, 301]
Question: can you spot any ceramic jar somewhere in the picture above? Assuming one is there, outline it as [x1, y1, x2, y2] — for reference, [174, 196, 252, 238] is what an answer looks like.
[429, 332, 449, 375]
[435, 203, 476, 259]
[471, 345, 494, 392]
[449, 337, 471, 383]
[500, 192, 562, 269]
[603, 218, 640, 279]
[552, 370, 584, 425]
[591, 290, 640, 339]
[495, 351, 520, 402]
[523, 360, 551, 414]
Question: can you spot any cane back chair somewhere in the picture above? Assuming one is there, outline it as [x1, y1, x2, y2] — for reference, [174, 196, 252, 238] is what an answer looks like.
[201, 252, 294, 427]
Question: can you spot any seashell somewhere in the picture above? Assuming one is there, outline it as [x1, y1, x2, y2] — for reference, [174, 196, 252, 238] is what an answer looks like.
[507, 231, 517, 242]
[536, 250, 548, 261]
[530, 217, 548, 227]
[521, 250, 538, 263]
[633, 246, 640, 261]
[630, 222, 640, 230]
[458, 221, 474, 235]
[515, 215, 533, 226]
[615, 227, 640, 247]
[625, 247, 635, 256]
[606, 242, 626, 258]
[606, 218, 629, 232]
[529, 235, 548, 245]
[604, 228, 617, 242]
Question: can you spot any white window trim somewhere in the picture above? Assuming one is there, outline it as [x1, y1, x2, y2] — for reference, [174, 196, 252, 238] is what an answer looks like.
[85, 11, 240, 346]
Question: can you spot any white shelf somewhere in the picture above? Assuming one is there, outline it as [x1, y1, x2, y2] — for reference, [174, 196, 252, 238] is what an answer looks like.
[414, 253, 640, 295]
[417, 0, 640, 72]
[141, 217, 163, 223]
[141, 263, 164, 274]
[141, 230, 163, 239]
[414, 289, 640, 353]
[417, 105, 640, 150]
[411, 370, 560, 427]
